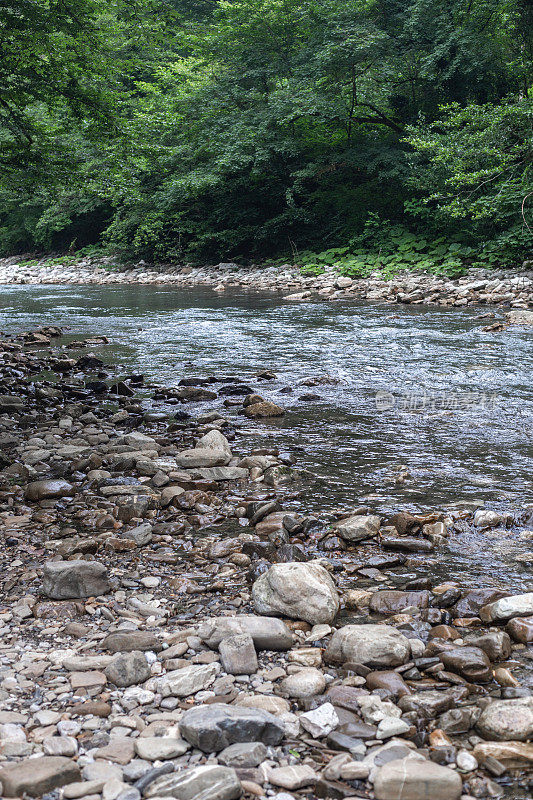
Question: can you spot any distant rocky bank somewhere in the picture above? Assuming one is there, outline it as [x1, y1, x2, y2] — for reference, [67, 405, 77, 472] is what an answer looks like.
[1, 256, 532, 309]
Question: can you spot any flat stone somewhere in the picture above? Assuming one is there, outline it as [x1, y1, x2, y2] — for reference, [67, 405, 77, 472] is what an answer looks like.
[333, 514, 381, 542]
[63, 780, 106, 799]
[0, 756, 81, 797]
[71, 700, 112, 717]
[252, 561, 339, 624]
[42, 559, 110, 599]
[381, 537, 434, 553]
[480, 593, 533, 622]
[199, 467, 248, 481]
[175, 448, 230, 468]
[63, 655, 113, 671]
[134, 736, 189, 760]
[373, 757, 462, 800]
[25, 479, 75, 501]
[95, 737, 135, 764]
[370, 590, 429, 615]
[268, 764, 318, 790]
[105, 651, 151, 687]
[156, 662, 220, 697]
[219, 633, 258, 674]
[70, 670, 107, 690]
[200, 615, 293, 650]
[473, 740, 533, 767]
[179, 703, 285, 752]
[325, 624, 410, 668]
[102, 630, 162, 652]
[218, 742, 268, 767]
[144, 765, 241, 799]
[476, 697, 533, 741]
[234, 695, 290, 716]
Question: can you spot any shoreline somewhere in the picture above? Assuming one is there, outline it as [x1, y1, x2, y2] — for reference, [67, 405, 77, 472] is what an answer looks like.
[1, 256, 532, 309]
[0, 326, 532, 798]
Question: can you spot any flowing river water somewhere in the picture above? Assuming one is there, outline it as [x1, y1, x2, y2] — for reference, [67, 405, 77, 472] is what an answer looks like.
[1, 284, 532, 594]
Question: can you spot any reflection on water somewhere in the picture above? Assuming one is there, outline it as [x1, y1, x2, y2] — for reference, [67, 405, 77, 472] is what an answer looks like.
[0, 283, 531, 588]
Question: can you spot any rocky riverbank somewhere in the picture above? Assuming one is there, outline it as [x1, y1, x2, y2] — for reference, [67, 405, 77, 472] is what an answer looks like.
[0, 327, 532, 800]
[1, 256, 532, 310]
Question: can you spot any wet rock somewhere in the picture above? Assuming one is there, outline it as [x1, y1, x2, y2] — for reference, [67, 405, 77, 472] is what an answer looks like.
[476, 698, 533, 741]
[144, 765, 242, 800]
[507, 309, 533, 325]
[325, 624, 410, 668]
[0, 756, 81, 797]
[280, 667, 326, 698]
[453, 588, 509, 618]
[252, 561, 339, 624]
[200, 615, 293, 650]
[389, 511, 421, 535]
[243, 396, 285, 417]
[506, 615, 533, 643]
[474, 510, 504, 528]
[104, 651, 151, 687]
[468, 631, 511, 661]
[42, 559, 110, 599]
[381, 537, 434, 553]
[219, 633, 258, 675]
[175, 448, 230, 468]
[373, 757, 462, 800]
[333, 514, 380, 542]
[369, 590, 430, 615]
[157, 663, 220, 697]
[24, 479, 75, 501]
[102, 631, 162, 652]
[179, 703, 284, 751]
[480, 593, 533, 622]
[439, 646, 492, 682]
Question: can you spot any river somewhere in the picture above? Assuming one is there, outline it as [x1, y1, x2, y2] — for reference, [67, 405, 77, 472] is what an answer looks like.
[1, 283, 532, 592]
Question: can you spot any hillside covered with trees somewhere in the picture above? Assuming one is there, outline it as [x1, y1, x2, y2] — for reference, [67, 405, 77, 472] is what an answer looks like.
[0, 0, 532, 271]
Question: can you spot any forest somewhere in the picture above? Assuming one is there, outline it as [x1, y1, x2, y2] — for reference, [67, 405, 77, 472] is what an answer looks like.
[0, 0, 532, 271]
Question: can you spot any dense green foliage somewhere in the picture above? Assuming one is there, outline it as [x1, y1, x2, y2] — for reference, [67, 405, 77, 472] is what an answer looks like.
[0, 0, 531, 267]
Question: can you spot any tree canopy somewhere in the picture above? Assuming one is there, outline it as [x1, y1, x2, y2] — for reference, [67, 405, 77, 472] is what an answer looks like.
[0, 0, 531, 265]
